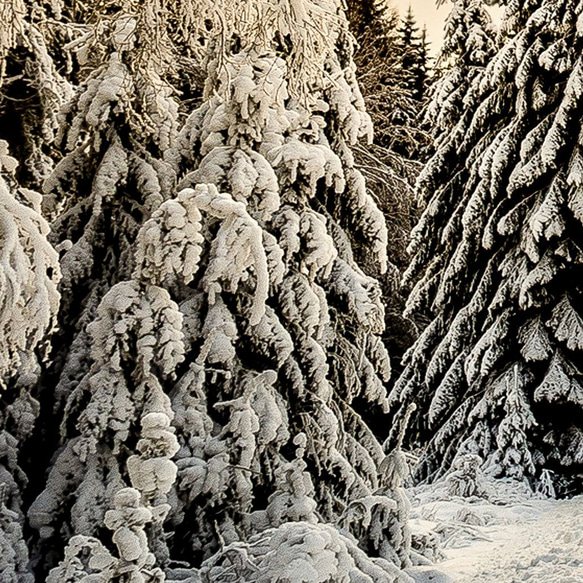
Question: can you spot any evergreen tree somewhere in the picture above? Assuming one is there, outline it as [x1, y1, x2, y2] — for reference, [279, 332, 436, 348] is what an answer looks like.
[26, 2, 182, 574]
[390, 0, 583, 495]
[344, 0, 425, 371]
[0, 142, 60, 583]
[2, 1, 415, 581]
[398, 7, 430, 104]
[398, 6, 420, 92]
[0, 6, 62, 581]
[346, 0, 427, 158]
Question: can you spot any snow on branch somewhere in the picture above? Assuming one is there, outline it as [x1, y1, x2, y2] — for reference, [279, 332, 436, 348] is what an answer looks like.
[0, 145, 60, 385]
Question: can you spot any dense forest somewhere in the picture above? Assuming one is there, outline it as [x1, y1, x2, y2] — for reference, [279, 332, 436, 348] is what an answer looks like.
[1, 0, 582, 582]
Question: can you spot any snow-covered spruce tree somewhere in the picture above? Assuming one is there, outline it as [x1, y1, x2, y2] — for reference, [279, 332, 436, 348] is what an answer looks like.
[30, 1, 414, 581]
[42, 133, 187, 583]
[27, 5, 182, 573]
[157, 0, 409, 580]
[0, 142, 60, 581]
[0, 8, 63, 582]
[390, 0, 583, 494]
[0, 140, 60, 412]
[423, 0, 496, 145]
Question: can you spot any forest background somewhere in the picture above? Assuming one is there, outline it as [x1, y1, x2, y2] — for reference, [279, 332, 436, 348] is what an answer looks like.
[2, 0, 583, 582]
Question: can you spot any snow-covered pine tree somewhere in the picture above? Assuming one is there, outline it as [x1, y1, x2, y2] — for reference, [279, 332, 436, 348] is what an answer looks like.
[27, 4, 182, 574]
[390, 0, 583, 495]
[163, 0, 413, 577]
[0, 140, 60, 581]
[0, 5, 63, 575]
[423, 0, 495, 139]
[0, 5, 67, 581]
[398, 6, 427, 103]
[27, 0, 413, 581]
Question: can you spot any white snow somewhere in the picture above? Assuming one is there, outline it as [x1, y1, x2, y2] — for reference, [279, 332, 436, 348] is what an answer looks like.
[408, 480, 583, 583]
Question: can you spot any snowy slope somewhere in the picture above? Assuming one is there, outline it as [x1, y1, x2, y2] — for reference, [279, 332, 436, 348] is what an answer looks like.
[408, 480, 583, 582]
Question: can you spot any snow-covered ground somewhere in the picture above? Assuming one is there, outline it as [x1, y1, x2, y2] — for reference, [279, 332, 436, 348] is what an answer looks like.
[408, 479, 583, 582]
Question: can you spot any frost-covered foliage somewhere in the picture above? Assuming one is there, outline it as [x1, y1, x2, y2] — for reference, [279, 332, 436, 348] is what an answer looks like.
[0, 144, 60, 384]
[198, 521, 412, 583]
[36, 4, 179, 413]
[25, 6, 182, 574]
[0, 1, 72, 189]
[163, 0, 406, 572]
[28, 277, 184, 566]
[40, 275, 182, 577]
[424, 0, 496, 139]
[0, 141, 59, 581]
[17, 0, 413, 581]
[46, 488, 165, 583]
[446, 454, 486, 498]
[390, 0, 583, 494]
